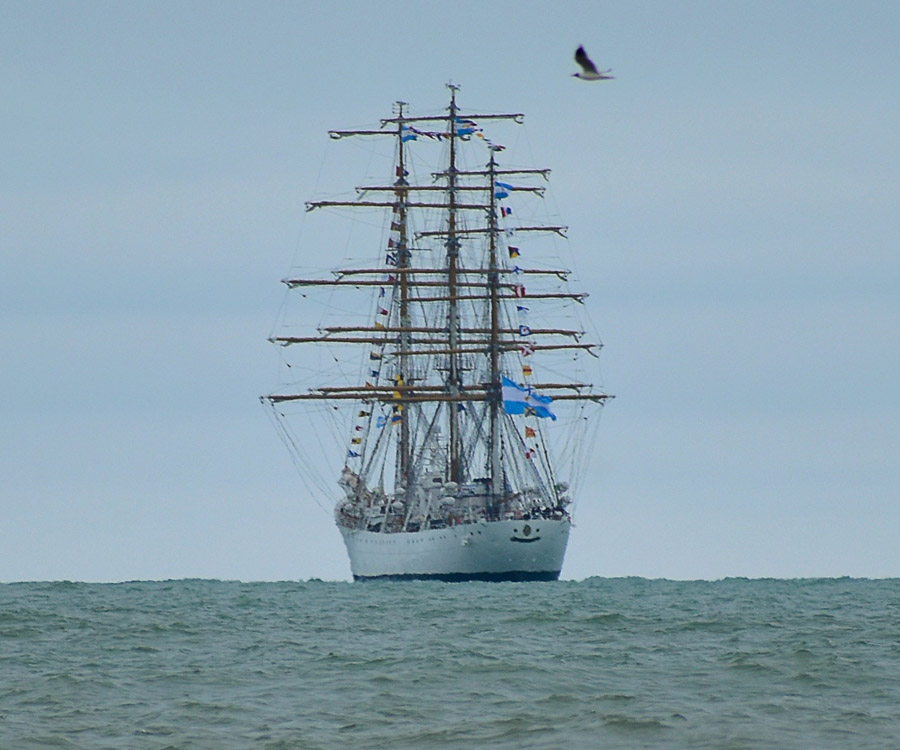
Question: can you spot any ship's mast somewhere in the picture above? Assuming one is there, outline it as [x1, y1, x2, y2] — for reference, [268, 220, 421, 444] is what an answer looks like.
[446, 84, 462, 484]
[487, 154, 503, 499]
[395, 101, 411, 485]
[265, 92, 613, 500]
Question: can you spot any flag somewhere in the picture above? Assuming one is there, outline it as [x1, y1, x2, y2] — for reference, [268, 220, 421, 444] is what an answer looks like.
[518, 325, 532, 336]
[455, 117, 478, 135]
[501, 376, 556, 420]
[347, 450, 360, 458]
[370, 369, 380, 378]
[395, 166, 409, 178]
[525, 448, 536, 459]
[379, 287, 386, 297]
[520, 343, 535, 356]
[494, 181, 513, 199]
[350, 437, 361, 445]
[516, 305, 529, 313]
[522, 365, 533, 377]
[378, 307, 389, 316]
[508, 246, 520, 258]
[525, 426, 536, 438]
[401, 126, 418, 142]
[513, 285, 526, 297]
[500, 206, 513, 217]
[458, 403, 466, 412]
[391, 414, 403, 424]
[512, 265, 524, 275]
[376, 416, 387, 428]
[358, 410, 370, 417]
[355, 425, 364, 431]
[374, 321, 385, 330]
[385, 253, 397, 266]
[369, 352, 382, 361]
[390, 221, 401, 232]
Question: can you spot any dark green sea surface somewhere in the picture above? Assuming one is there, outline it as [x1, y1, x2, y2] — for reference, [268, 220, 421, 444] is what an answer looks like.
[1, 578, 899, 749]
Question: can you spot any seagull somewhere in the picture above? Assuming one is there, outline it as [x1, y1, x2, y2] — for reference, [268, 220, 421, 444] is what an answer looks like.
[573, 45, 614, 80]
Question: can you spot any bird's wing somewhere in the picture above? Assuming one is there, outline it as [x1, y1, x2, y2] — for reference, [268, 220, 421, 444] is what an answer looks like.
[575, 46, 599, 75]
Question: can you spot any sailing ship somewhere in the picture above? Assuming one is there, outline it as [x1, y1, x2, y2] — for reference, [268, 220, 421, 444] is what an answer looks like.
[264, 85, 610, 581]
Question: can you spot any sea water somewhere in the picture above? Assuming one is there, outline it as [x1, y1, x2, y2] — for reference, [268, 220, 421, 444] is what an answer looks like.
[1, 578, 899, 749]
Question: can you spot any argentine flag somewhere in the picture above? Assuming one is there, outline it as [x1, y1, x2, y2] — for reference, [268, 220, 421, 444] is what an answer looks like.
[494, 181, 514, 200]
[501, 376, 557, 420]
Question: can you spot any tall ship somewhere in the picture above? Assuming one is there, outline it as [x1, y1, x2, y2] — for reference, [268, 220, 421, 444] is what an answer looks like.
[264, 85, 611, 581]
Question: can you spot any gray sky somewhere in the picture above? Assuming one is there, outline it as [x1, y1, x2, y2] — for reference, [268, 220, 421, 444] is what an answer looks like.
[3, 1, 898, 582]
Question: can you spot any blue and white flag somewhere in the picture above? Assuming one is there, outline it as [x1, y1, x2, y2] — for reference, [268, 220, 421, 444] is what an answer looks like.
[494, 181, 514, 199]
[501, 376, 556, 420]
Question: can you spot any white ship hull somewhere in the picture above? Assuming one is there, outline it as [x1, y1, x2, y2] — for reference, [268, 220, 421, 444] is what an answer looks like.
[339, 517, 570, 581]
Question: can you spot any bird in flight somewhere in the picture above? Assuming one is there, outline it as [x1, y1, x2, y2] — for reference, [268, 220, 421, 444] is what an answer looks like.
[573, 46, 614, 80]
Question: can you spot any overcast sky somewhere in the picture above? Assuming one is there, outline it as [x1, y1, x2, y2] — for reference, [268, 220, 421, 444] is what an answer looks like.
[3, 1, 898, 582]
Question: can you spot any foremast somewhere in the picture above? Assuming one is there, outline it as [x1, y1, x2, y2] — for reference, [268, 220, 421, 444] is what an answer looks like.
[395, 101, 412, 487]
[446, 85, 463, 484]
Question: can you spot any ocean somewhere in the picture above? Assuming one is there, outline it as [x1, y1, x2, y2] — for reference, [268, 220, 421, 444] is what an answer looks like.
[1, 578, 898, 749]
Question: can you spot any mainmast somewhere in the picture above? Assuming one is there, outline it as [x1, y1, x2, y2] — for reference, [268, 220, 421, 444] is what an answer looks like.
[446, 84, 463, 484]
